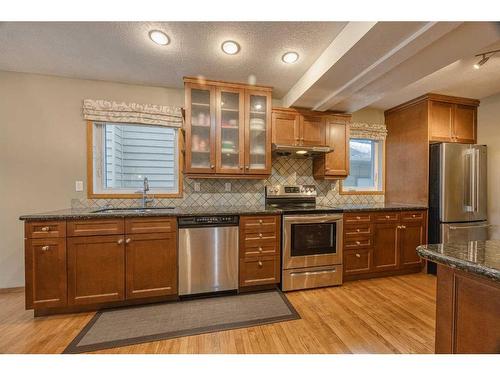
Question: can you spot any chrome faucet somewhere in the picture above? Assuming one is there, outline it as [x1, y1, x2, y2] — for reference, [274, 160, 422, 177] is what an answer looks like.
[137, 177, 154, 208]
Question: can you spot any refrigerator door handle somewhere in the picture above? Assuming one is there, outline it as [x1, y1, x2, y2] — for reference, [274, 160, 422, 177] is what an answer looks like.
[464, 149, 473, 212]
[474, 148, 480, 213]
[449, 224, 492, 230]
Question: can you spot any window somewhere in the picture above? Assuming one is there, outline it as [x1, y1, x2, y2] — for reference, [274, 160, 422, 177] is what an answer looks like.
[341, 138, 384, 194]
[89, 122, 181, 197]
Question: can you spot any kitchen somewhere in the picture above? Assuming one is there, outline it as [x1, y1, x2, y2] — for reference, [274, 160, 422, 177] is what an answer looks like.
[1, 8, 499, 369]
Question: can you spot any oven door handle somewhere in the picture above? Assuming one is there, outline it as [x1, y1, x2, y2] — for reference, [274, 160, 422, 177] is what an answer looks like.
[283, 214, 343, 224]
[289, 268, 338, 277]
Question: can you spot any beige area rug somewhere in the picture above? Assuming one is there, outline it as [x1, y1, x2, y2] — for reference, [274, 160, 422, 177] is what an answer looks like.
[64, 289, 299, 353]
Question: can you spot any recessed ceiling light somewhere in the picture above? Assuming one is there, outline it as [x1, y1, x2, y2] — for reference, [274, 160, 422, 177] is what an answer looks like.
[221, 41, 240, 55]
[149, 30, 170, 46]
[296, 150, 308, 155]
[282, 52, 299, 64]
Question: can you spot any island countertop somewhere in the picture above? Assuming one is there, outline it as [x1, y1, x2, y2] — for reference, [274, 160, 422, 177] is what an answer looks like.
[417, 240, 500, 282]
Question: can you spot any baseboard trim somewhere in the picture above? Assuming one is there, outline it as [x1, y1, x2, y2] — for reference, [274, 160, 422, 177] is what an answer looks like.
[0, 286, 25, 294]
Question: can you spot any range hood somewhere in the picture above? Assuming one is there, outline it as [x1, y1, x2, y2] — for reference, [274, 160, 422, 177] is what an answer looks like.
[272, 143, 334, 158]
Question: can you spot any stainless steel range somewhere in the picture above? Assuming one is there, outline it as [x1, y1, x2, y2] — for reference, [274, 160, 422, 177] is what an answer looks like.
[265, 185, 343, 291]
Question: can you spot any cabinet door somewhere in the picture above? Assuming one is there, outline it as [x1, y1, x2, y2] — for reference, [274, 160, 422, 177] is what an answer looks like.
[429, 101, 453, 142]
[271, 111, 299, 146]
[67, 235, 125, 305]
[239, 255, 280, 287]
[453, 104, 476, 144]
[25, 238, 67, 309]
[399, 221, 426, 268]
[373, 223, 399, 271]
[185, 83, 216, 174]
[300, 115, 326, 146]
[125, 232, 177, 299]
[216, 87, 245, 174]
[324, 117, 350, 176]
[245, 90, 272, 174]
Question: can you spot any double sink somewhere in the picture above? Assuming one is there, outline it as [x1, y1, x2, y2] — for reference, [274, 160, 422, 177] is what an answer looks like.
[92, 207, 175, 214]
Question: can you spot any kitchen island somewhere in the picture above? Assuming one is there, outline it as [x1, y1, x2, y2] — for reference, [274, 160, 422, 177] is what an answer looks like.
[417, 241, 500, 354]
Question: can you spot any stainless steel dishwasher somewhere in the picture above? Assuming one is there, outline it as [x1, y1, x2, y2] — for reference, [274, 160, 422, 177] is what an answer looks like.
[178, 215, 239, 296]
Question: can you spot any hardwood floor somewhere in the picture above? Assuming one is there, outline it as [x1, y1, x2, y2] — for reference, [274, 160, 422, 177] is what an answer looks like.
[0, 273, 436, 354]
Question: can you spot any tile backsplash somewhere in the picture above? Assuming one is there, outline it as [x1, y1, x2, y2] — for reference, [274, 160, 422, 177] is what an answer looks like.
[71, 158, 384, 209]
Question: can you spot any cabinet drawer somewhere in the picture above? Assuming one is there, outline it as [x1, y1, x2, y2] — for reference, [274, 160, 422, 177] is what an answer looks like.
[344, 223, 373, 237]
[125, 217, 176, 234]
[240, 216, 279, 234]
[242, 231, 277, 242]
[344, 237, 372, 249]
[67, 219, 124, 237]
[401, 211, 425, 222]
[344, 249, 372, 274]
[26, 221, 66, 239]
[374, 212, 399, 222]
[239, 255, 279, 287]
[242, 244, 277, 258]
[344, 213, 372, 223]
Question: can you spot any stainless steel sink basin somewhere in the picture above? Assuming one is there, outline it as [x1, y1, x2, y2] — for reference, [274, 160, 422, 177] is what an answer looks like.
[92, 207, 175, 213]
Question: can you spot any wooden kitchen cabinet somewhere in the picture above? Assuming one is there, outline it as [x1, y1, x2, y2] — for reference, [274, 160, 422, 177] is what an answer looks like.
[271, 111, 299, 145]
[184, 77, 272, 178]
[343, 210, 427, 281]
[429, 99, 477, 144]
[300, 114, 326, 146]
[125, 232, 177, 299]
[239, 215, 281, 289]
[67, 235, 125, 305]
[313, 115, 351, 179]
[25, 238, 67, 309]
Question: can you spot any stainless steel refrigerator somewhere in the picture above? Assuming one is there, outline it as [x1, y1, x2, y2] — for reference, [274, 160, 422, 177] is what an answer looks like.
[429, 143, 489, 248]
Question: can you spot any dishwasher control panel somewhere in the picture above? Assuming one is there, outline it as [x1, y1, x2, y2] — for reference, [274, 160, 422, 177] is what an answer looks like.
[178, 215, 239, 227]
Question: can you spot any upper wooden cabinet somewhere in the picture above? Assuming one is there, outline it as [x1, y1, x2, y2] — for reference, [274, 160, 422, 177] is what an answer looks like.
[429, 97, 478, 144]
[272, 108, 328, 147]
[184, 77, 272, 178]
[313, 115, 351, 179]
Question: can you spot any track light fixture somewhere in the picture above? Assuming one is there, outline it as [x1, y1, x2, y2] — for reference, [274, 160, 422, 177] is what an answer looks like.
[473, 49, 500, 69]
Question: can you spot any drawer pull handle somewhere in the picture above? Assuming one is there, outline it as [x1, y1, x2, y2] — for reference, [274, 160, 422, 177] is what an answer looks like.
[259, 219, 263, 224]
[356, 229, 361, 232]
[117, 238, 124, 245]
[258, 261, 263, 267]
[355, 253, 361, 258]
[355, 241, 361, 245]
[126, 238, 131, 244]
[401, 225, 406, 229]
[41, 226, 50, 232]
[412, 214, 416, 218]
[385, 215, 390, 219]
[41, 245, 50, 251]
[356, 216, 361, 220]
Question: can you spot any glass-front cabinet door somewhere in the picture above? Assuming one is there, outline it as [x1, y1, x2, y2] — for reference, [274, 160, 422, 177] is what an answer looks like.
[245, 90, 272, 175]
[216, 88, 245, 174]
[185, 83, 216, 173]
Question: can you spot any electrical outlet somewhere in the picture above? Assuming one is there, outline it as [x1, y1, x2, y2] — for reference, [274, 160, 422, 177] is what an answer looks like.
[194, 182, 201, 192]
[225, 182, 231, 192]
[75, 180, 84, 192]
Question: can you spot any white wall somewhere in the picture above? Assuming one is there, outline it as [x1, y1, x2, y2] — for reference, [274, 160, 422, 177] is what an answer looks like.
[477, 92, 500, 239]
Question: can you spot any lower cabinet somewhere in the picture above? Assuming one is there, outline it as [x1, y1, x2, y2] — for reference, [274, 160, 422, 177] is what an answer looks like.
[343, 210, 427, 280]
[125, 232, 177, 299]
[239, 215, 281, 288]
[67, 235, 126, 305]
[25, 238, 67, 309]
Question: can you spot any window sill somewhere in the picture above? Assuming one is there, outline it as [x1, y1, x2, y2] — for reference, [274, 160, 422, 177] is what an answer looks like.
[339, 189, 384, 196]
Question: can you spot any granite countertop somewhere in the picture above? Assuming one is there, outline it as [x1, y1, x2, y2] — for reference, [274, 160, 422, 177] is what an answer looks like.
[19, 202, 428, 221]
[417, 240, 500, 282]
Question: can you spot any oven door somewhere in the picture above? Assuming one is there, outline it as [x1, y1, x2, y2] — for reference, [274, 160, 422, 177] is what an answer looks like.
[283, 214, 343, 269]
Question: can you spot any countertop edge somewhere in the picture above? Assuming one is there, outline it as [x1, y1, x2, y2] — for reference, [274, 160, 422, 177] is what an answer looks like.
[416, 246, 500, 282]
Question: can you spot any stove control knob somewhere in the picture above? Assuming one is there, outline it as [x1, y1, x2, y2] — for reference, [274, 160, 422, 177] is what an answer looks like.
[300, 187, 305, 193]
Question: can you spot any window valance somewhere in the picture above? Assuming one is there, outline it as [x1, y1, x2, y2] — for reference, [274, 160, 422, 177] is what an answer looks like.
[83, 99, 183, 128]
[349, 122, 387, 141]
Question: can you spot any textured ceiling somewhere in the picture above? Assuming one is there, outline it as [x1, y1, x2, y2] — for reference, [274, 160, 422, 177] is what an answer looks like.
[371, 40, 500, 109]
[0, 21, 347, 97]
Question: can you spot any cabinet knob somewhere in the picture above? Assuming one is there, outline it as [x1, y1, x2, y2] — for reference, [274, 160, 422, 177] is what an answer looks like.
[355, 253, 361, 258]
[245, 165, 250, 170]
[210, 164, 215, 169]
[41, 226, 50, 232]
[117, 238, 124, 245]
[258, 247, 263, 252]
[259, 233, 263, 238]
[258, 261, 263, 267]
[385, 215, 390, 219]
[259, 219, 263, 224]
[240, 166, 244, 170]
[356, 228, 360, 232]
[401, 225, 406, 229]
[41, 245, 50, 251]
[412, 214, 416, 218]
[356, 216, 361, 220]
[126, 238, 131, 244]
[355, 241, 361, 245]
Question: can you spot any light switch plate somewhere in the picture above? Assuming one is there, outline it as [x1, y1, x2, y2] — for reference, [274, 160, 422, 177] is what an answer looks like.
[75, 180, 84, 192]
[194, 182, 201, 192]
[225, 182, 231, 192]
